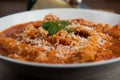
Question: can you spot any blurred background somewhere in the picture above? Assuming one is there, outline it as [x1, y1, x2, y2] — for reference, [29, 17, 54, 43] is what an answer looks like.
[0, 0, 120, 17]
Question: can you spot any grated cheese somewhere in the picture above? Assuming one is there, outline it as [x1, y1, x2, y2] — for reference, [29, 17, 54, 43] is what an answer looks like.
[11, 14, 113, 63]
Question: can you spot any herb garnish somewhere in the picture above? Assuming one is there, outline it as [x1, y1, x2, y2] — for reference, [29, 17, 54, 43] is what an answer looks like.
[64, 28, 74, 33]
[42, 20, 73, 35]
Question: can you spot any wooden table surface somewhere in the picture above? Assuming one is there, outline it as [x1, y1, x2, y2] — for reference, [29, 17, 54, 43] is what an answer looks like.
[0, 0, 119, 17]
[83, 0, 120, 14]
[0, 63, 120, 80]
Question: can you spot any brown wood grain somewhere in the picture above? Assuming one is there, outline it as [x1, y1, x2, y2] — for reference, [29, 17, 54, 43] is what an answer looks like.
[0, 0, 119, 17]
[83, 0, 120, 13]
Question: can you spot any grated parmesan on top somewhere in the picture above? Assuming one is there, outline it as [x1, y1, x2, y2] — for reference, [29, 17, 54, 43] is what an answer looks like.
[98, 36, 106, 46]
[83, 26, 94, 31]
[12, 14, 112, 62]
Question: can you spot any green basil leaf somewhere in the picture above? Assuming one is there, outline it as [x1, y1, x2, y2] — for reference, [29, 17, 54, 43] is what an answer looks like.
[59, 21, 71, 27]
[64, 28, 74, 33]
[48, 24, 62, 35]
[42, 20, 72, 35]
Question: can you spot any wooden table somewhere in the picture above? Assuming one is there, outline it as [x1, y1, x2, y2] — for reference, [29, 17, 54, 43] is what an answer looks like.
[83, 0, 120, 14]
[0, 63, 120, 80]
[0, 0, 119, 17]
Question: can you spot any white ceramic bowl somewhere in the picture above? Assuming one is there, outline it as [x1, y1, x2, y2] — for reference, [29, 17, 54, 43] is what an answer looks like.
[0, 8, 120, 80]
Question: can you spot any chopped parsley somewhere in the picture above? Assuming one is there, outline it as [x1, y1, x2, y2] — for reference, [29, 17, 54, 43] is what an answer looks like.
[42, 20, 72, 35]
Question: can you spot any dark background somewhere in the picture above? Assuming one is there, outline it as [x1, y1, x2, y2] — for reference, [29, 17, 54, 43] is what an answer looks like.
[0, 0, 120, 17]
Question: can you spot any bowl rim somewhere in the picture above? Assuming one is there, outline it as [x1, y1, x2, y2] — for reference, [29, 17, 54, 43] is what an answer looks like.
[0, 55, 120, 68]
[0, 8, 119, 20]
[0, 8, 120, 68]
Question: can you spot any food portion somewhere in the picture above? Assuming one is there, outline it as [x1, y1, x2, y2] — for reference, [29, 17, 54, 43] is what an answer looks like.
[0, 14, 120, 64]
